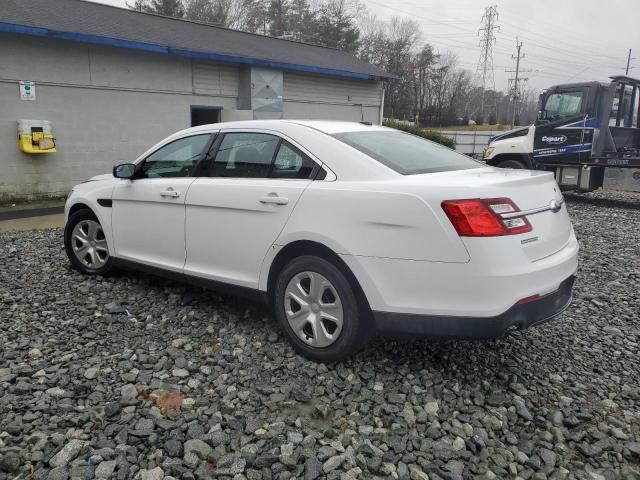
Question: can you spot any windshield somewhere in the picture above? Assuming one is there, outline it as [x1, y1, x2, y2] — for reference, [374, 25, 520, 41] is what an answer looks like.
[332, 130, 482, 175]
[542, 91, 583, 121]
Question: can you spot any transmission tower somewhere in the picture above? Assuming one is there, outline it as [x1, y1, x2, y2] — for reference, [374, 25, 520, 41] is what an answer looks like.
[475, 5, 499, 121]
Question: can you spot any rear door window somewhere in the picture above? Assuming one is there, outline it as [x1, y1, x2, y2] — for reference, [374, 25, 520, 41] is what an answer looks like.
[271, 141, 317, 179]
[209, 132, 279, 178]
[333, 130, 481, 175]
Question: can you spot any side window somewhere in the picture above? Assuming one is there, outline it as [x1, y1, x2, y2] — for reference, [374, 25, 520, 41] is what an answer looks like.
[271, 142, 317, 179]
[542, 91, 583, 121]
[142, 134, 210, 178]
[209, 132, 279, 178]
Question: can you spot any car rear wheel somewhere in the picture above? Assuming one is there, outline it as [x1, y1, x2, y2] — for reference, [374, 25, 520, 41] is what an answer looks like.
[497, 158, 527, 169]
[274, 255, 366, 362]
[64, 209, 113, 275]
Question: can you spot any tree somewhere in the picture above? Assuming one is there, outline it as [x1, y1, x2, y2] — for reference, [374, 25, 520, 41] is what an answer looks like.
[287, 0, 314, 40]
[269, 0, 289, 37]
[314, 0, 362, 52]
[130, 0, 184, 17]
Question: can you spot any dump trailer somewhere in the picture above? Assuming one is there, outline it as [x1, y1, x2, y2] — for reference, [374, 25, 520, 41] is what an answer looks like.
[484, 75, 640, 192]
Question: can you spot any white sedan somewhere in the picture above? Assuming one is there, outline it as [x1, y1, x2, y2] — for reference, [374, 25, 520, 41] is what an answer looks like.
[64, 120, 578, 361]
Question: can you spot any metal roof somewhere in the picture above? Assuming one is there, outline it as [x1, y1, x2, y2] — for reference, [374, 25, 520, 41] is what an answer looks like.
[0, 0, 391, 80]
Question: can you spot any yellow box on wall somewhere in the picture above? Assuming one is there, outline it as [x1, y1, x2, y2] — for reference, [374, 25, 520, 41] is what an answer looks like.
[18, 120, 56, 154]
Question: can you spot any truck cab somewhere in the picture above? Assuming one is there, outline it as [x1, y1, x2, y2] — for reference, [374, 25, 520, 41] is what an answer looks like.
[484, 76, 640, 192]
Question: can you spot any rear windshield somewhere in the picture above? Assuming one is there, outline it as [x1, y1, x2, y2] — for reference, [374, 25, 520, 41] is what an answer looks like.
[332, 130, 482, 175]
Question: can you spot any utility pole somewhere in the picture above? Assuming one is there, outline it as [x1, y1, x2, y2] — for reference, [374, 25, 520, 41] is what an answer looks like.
[505, 38, 531, 128]
[626, 48, 632, 75]
[475, 6, 500, 122]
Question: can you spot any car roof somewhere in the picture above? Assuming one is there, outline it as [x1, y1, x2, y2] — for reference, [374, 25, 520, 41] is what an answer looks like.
[176, 120, 388, 137]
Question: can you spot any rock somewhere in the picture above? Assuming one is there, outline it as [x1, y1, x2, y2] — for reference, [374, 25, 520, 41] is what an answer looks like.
[602, 326, 622, 336]
[85, 367, 99, 379]
[163, 438, 183, 457]
[341, 467, 362, 480]
[323, 455, 345, 473]
[120, 384, 138, 402]
[444, 460, 465, 474]
[171, 338, 189, 348]
[425, 401, 439, 415]
[549, 374, 563, 384]
[140, 466, 165, 480]
[172, 368, 189, 378]
[410, 465, 430, 480]
[305, 457, 323, 480]
[625, 442, 640, 457]
[452, 437, 466, 451]
[95, 460, 117, 479]
[539, 448, 556, 467]
[216, 457, 246, 475]
[47, 466, 70, 480]
[49, 440, 84, 468]
[402, 403, 416, 427]
[0, 451, 21, 473]
[183, 439, 212, 468]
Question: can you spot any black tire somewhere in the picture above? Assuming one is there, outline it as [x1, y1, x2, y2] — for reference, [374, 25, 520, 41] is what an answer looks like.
[274, 255, 368, 362]
[497, 158, 527, 169]
[64, 208, 113, 275]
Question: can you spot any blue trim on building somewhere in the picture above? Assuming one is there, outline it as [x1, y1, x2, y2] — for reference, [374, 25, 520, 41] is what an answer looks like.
[0, 21, 378, 80]
[171, 48, 372, 79]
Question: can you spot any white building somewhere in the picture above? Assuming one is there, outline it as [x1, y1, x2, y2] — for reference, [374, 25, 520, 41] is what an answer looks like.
[0, 0, 390, 199]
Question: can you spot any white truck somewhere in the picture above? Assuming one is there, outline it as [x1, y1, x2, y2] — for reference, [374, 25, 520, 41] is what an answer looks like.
[484, 75, 640, 192]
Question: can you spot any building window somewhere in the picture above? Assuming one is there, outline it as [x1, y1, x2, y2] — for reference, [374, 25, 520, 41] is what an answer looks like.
[191, 106, 221, 127]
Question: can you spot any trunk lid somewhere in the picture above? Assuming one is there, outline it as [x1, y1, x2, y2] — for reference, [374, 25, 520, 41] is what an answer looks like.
[409, 167, 573, 262]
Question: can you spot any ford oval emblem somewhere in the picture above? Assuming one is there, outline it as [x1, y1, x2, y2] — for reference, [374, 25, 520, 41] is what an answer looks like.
[541, 135, 567, 145]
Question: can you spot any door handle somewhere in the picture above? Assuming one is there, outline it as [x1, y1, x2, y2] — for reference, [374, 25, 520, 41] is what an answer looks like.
[259, 194, 289, 205]
[160, 189, 180, 198]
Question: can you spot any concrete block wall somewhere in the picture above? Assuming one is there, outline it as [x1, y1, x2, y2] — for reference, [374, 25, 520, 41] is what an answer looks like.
[0, 33, 383, 199]
[0, 34, 239, 199]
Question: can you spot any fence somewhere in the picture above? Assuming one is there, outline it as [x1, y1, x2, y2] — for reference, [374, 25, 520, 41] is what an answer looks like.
[439, 130, 502, 159]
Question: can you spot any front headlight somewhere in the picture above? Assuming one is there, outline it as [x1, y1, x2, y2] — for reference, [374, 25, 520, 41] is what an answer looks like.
[484, 147, 494, 158]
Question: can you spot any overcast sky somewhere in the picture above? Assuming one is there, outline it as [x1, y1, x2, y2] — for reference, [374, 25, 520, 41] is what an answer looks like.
[91, 0, 639, 93]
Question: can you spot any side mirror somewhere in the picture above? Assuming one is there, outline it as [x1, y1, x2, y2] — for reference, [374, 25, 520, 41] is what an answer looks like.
[113, 163, 136, 179]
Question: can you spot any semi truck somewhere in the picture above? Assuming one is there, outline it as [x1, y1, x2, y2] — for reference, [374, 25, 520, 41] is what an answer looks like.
[484, 75, 640, 192]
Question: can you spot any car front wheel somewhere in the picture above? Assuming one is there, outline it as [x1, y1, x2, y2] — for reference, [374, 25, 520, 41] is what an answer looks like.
[64, 209, 113, 275]
[274, 255, 367, 362]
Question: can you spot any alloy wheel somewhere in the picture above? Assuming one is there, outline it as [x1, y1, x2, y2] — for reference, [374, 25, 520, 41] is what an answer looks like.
[284, 271, 344, 348]
[71, 219, 109, 269]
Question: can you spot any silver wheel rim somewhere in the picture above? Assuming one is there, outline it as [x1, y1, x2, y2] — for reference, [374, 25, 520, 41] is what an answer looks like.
[71, 219, 109, 269]
[284, 271, 344, 348]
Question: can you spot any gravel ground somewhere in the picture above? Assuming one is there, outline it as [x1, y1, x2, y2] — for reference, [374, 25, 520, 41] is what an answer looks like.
[1, 191, 639, 480]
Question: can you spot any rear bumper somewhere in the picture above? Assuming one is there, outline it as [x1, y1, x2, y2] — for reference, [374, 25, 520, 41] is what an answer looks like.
[374, 274, 575, 339]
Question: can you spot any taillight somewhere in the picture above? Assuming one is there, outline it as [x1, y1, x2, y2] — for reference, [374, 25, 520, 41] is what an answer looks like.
[441, 198, 532, 237]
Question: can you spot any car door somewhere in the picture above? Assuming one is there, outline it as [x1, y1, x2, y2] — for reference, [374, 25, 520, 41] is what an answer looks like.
[534, 88, 590, 164]
[111, 133, 213, 271]
[184, 131, 320, 288]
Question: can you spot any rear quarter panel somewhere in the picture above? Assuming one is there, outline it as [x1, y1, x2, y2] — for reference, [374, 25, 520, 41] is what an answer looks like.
[275, 181, 470, 263]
